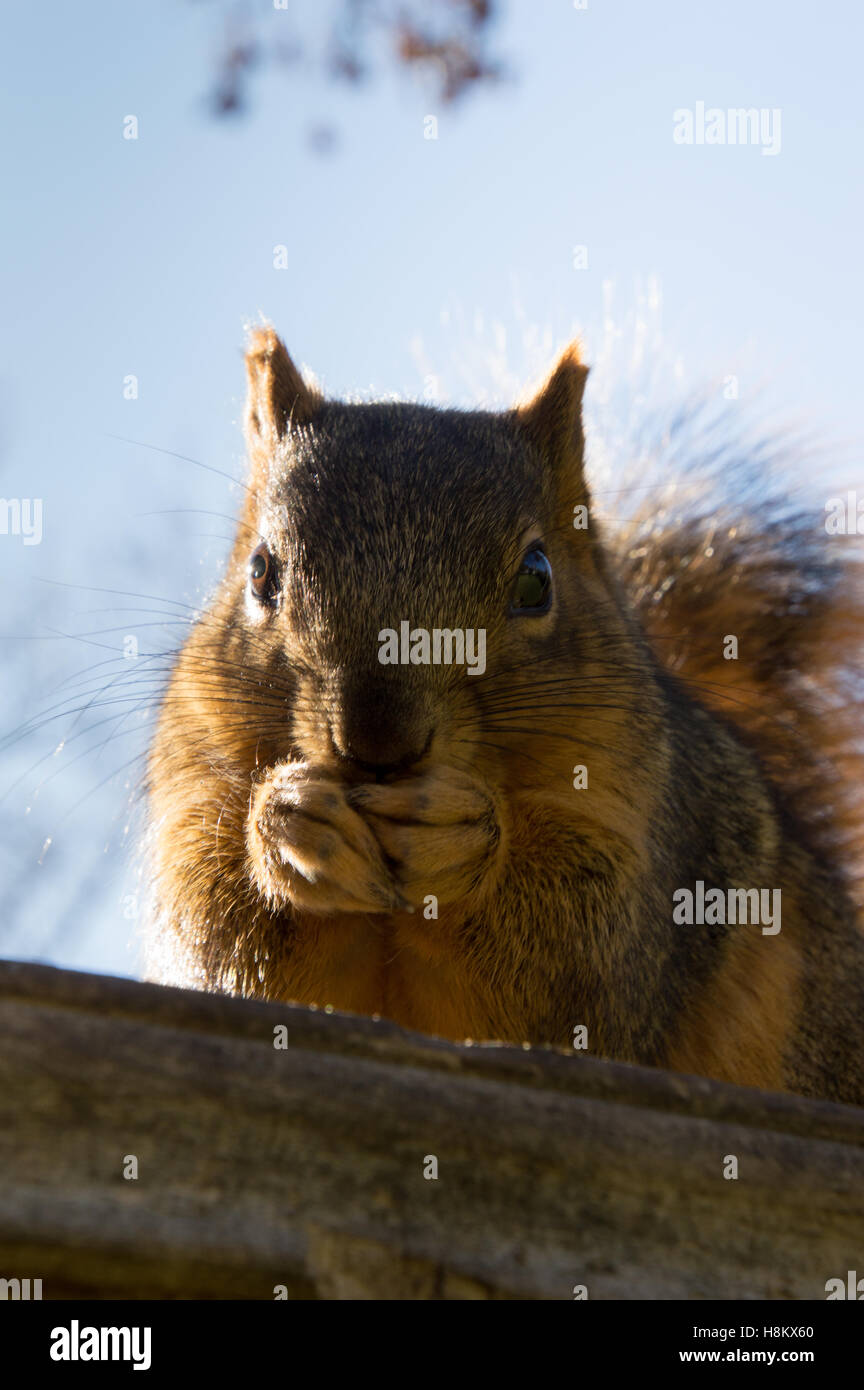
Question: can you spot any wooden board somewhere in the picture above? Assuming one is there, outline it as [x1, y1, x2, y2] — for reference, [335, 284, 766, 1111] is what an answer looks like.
[0, 960, 862, 1299]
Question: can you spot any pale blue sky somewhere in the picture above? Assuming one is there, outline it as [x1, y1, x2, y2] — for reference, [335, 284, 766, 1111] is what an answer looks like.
[1, 0, 861, 976]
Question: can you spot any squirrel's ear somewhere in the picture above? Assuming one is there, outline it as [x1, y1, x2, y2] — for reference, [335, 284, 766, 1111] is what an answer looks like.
[244, 326, 320, 456]
[514, 343, 589, 472]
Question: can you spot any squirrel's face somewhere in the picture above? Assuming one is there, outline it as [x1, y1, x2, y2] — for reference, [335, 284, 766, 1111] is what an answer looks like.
[201, 330, 630, 787]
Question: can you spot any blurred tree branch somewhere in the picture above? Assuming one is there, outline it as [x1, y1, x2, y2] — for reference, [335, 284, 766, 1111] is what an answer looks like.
[202, 0, 504, 130]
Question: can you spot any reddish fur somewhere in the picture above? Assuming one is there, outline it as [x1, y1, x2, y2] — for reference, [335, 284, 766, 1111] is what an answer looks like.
[144, 332, 864, 1104]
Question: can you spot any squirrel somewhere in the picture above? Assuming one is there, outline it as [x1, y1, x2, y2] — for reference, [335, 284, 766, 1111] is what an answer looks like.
[143, 324, 864, 1106]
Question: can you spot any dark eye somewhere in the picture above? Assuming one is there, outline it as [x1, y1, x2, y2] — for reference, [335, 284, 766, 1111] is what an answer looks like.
[510, 546, 552, 614]
[249, 543, 275, 602]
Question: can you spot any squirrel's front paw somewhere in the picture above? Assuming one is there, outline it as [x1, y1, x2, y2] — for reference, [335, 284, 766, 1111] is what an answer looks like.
[347, 766, 502, 909]
[247, 764, 411, 915]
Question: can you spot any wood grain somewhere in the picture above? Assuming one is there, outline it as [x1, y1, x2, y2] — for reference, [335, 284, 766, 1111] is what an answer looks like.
[0, 961, 861, 1300]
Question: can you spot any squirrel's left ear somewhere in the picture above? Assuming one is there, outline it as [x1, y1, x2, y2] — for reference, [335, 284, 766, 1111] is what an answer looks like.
[514, 343, 589, 474]
[244, 325, 321, 460]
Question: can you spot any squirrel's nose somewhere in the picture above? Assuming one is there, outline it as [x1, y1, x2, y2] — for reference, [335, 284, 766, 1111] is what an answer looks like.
[336, 724, 434, 779]
[330, 679, 434, 778]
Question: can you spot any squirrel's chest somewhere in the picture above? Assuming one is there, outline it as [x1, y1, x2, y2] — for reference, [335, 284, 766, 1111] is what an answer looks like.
[272, 915, 489, 1042]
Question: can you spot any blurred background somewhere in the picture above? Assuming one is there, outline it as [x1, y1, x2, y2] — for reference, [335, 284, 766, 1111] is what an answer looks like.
[1, 0, 861, 978]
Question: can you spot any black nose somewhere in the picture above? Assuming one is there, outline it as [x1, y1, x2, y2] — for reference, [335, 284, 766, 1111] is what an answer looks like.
[332, 678, 433, 777]
[343, 726, 434, 778]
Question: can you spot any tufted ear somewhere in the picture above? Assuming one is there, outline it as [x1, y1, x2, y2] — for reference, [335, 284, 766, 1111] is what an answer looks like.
[244, 325, 321, 463]
[514, 343, 589, 475]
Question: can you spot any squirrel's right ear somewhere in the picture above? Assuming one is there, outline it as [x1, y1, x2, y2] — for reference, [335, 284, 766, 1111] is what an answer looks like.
[244, 326, 321, 461]
[514, 343, 589, 474]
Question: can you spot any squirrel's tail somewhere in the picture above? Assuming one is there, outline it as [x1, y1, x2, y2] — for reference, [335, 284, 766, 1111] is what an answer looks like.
[606, 401, 864, 911]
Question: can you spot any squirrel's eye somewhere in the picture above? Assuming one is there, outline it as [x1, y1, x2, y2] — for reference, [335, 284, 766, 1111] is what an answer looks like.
[249, 544, 274, 601]
[510, 547, 552, 614]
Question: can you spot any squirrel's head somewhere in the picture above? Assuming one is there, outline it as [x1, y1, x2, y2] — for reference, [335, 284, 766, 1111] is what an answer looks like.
[206, 326, 632, 787]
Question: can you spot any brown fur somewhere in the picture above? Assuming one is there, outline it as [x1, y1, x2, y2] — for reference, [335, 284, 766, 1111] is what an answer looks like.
[143, 327, 864, 1105]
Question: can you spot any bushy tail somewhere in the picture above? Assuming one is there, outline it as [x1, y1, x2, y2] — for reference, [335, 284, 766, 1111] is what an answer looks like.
[605, 402, 864, 910]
